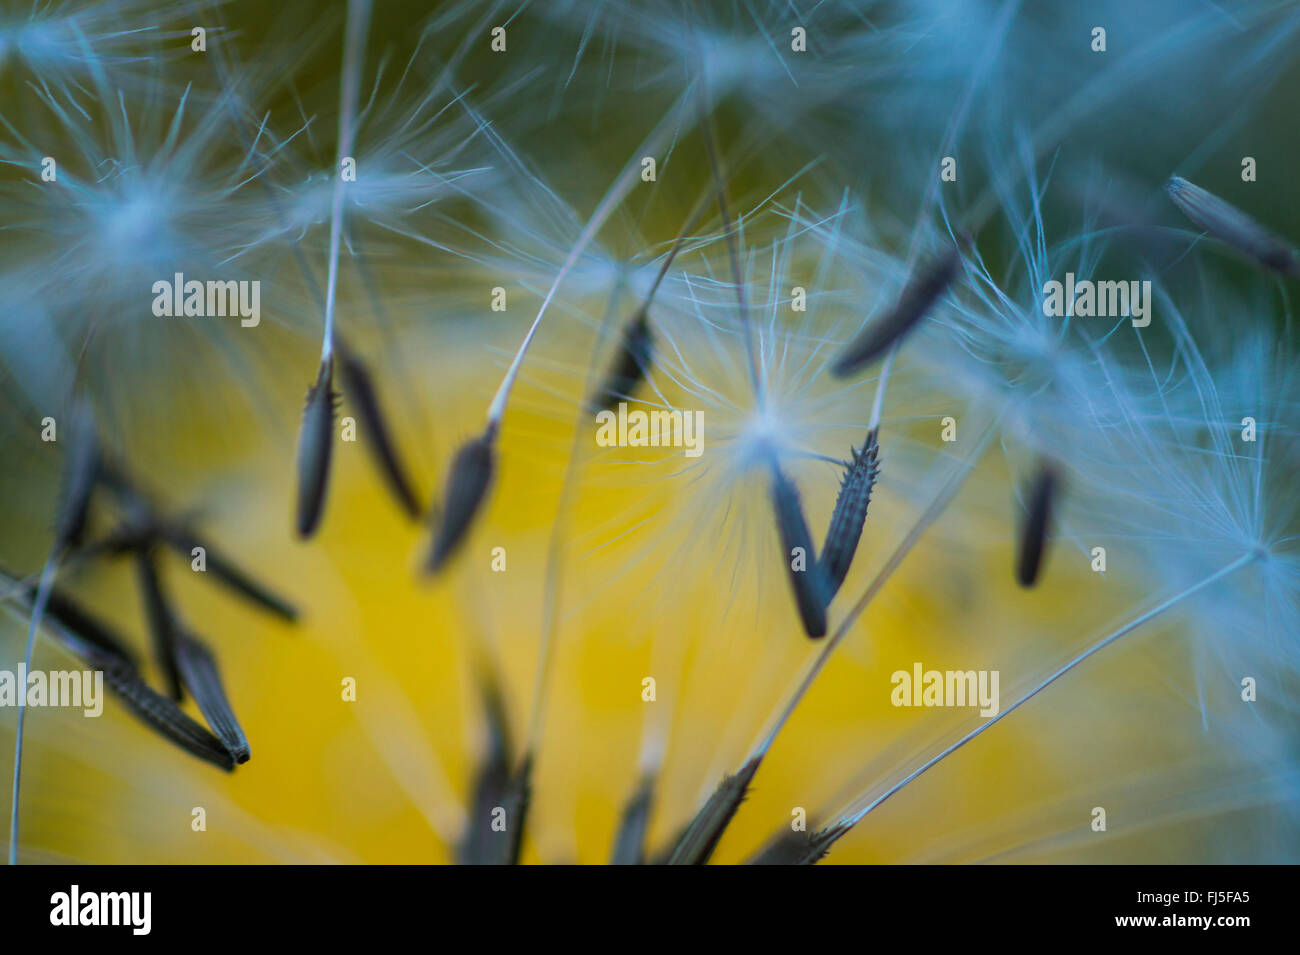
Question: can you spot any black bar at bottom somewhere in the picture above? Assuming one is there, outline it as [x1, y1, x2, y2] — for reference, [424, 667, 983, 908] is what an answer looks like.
[0, 864, 1281, 940]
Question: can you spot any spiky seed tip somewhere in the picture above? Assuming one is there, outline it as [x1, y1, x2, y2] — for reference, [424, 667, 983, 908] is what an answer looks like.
[832, 246, 961, 377]
[588, 308, 654, 414]
[819, 430, 882, 602]
[295, 357, 338, 539]
[175, 632, 251, 764]
[55, 401, 99, 548]
[747, 829, 814, 865]
[1015, 463, 1060, 588]
[769, 465, 829, 638]
[793, 824, 852, 865]
[425, 426, 496, 574]
[1166, 176, 1300, 277]
[666, 755, 764, 865]
[747, 824, 847, 865]
[336, 338, 423, 520]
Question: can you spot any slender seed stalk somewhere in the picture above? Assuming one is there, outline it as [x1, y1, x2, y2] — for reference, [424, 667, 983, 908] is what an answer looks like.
[8, 552, 61, 866]
[9, 406, 99, 864]
[319, 0, 371, 364]
[806, 553, 1258, 859]
[699, 94, 761, 399]
[484, 86, 700, 430]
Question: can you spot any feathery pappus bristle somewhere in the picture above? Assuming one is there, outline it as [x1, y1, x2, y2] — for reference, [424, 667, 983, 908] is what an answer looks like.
[819, 430, 881, 603]
[336, 337, 423, 520]
[769, 465, 829, 638]
[1015, 463, 1060, 588]
[1166, 176, 1300, 277]
[295, 357, 338, 539]
[832, 247, 961, 377]
[425, 427, 496, 574]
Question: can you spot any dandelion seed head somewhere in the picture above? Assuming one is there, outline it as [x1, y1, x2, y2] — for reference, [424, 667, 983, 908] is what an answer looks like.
[4, 0, 1300, 866]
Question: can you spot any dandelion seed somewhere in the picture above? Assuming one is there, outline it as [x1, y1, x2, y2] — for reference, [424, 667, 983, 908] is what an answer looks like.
[40, 585, 139, 669]
[665, 756, 762, 865]
[499, 754, 533, 866]
[818, 430, 881, 602]
[96, 655, 236, 773]
[832, 246, 960, 377]
[746, 829, 808, 865]
[157, 524, 298, 622]
[174, 632, 250, 765]
[1015, 463, 1059, 589]
[748, 826, 843, 865]
[294, 358, 338, 540]
[336, 338, 423, 520]
[791, 825, 848, 865]
[588, 307, 654, 414]
[425, 426, 496, 574]
[1166, 176, 1300, 278]
[458, 677, 514, 865]
[293, 0, 371, 541]
[769, 465, 829, 639]
[96, 462, 299, 621]
[609, 774, 655, 865]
